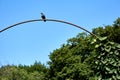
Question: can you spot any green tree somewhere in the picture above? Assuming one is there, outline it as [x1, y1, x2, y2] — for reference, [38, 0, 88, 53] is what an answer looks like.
[0, 65, 28, 80]
[88, 37, 120, 79]
[0, 61, 49, 80]
[18, 61, 49, 80]
[28, 71, 44, 80]
[48, 33, 94, 80]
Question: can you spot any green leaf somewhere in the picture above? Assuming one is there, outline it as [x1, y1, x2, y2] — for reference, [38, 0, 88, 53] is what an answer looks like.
[116, 44, 120, 48]
[95, 44, 100, 48]
[102, 60, 107, 64]
[91, 39, 96, 44]
[106, 67, 111, 71]
[117, 75, 120, 79]
[105, 46, 111, 52]
[98, 37, 107, 41]
[108, 42, 114, 45]
[114, 50, 119, 55]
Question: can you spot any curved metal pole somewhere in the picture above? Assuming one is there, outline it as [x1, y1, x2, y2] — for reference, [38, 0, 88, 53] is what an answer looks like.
[0, 19, 98, 38]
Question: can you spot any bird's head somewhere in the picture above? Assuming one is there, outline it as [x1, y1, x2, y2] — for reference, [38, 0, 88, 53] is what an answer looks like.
[41, 13, 44, 15]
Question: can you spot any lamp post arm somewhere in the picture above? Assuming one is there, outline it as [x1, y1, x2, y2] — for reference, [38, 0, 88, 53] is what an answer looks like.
[0, 19, 98, 38]
[0, 19, 41, 33]
[47, 19, 97, 38]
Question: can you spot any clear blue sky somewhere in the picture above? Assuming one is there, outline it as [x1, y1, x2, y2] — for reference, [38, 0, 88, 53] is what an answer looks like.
[0, 0, 120, 66]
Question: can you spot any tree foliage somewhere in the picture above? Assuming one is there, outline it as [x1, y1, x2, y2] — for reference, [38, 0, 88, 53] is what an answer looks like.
[92, 17, 120, 44]
[48, 33, 94, 80]
[89, 37, 120, 79]
[0, 62, 48, 80]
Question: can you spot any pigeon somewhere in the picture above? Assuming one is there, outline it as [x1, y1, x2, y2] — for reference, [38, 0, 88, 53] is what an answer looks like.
[41, 13, 46, 22]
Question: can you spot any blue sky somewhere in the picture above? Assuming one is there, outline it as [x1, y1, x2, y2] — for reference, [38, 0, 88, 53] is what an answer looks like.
[0, 0, 120, 66]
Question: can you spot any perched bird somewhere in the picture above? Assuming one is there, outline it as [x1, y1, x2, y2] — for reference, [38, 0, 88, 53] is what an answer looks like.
[41, 13, 46, 22]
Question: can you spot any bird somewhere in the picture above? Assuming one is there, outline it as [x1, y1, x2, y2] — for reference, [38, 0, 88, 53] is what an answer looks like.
[41, 13, 46, 22]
